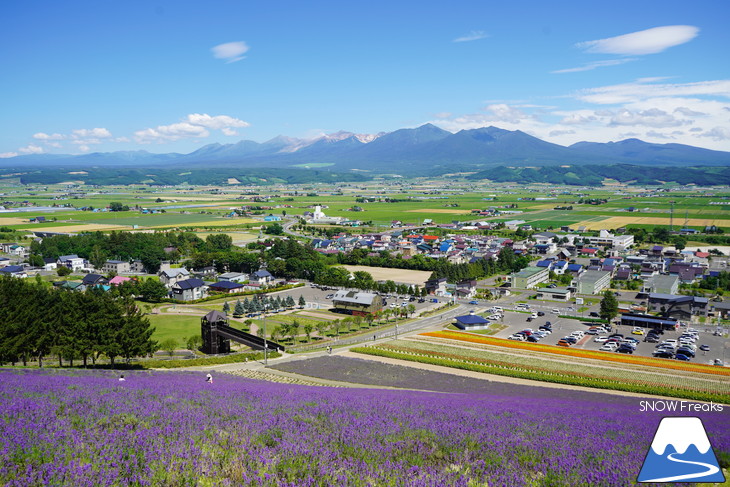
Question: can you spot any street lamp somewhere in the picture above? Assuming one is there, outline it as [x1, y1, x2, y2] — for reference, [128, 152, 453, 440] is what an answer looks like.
[395, 323, 398, 339]
[263, 304, 269, 366]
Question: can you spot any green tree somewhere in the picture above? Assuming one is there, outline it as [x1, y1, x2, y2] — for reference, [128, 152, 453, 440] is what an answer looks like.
[206, 233, 233, 252]
[160, 338, 178, 358]
[599, 290, 619, 322]
[303, 323, 313, 342]
[298, 295, 306, 307]
[222, 301, 230, 314]
[140, 278, 169, 302]
[185, 335, 202, 351]
[57, 266, 71, 277]
[234, 300, 245, 317]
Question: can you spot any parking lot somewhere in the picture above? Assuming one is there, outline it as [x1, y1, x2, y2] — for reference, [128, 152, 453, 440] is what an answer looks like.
[487, 304, 729, 366]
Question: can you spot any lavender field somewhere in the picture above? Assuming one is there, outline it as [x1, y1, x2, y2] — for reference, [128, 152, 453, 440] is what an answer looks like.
[0, 368, 727, 486]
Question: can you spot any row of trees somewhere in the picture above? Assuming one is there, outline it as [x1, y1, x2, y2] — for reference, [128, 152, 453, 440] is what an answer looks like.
[225, 294, 306, 317]
[0, 276, 157, 367]
[29, 231, 234, 273]
[267, 305, 416, 344]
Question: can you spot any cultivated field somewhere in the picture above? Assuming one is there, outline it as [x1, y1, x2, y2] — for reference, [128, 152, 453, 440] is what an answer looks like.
[338, 265, 432, 286]
[578, 216, 729, 230]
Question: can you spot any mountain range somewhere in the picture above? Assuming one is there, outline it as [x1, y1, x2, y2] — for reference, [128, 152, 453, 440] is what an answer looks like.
[4, 124, 730, 175]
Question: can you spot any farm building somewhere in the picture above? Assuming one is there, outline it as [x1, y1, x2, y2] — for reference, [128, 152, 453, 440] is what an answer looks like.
[331, 290, 383, 316]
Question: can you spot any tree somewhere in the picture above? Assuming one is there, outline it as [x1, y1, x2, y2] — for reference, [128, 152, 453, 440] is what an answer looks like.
[303, 323, 313, 342]
[233, 300, 245, 318]
[109, 202, 129, 212]
[27, 254, 44, 267]
[57, 266, 71, 277]
[222, 301, 230, 315]
[206, 233, 233, 252]
[264, 223, 284, 235]
[160, 338, 178, 358]
[599, 290, 619, 322]
[298, 295, 306, 308]
[406, 304, 416, 318]
[140, 278, 169, 302]
[185, 335, 202, 351]
[89, 245, 107, 271]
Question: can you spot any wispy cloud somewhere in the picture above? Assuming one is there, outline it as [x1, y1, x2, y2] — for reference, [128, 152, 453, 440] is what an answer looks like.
[211, 41, 249, 63]
[577, 25, 699, 55]
[0, 152, 18, 158]
[134, 113, 250, 143]
[453, 30, 488, 43]
[18, 144, 44, 154]
[552, 58, 637, 74]
[575, 78, 730, 105]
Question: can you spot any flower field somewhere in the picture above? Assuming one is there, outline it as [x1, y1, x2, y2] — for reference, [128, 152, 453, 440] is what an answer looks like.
[423, 331, 730, 377]
[353, 340, 730, 403]
[1, 368, 728, 486]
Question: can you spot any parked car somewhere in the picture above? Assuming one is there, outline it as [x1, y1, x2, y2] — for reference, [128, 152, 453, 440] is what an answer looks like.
[631, 327, 644, 335]
[594, 336, 609, 343]
[551, 308, 560, 314]
[418, 298, 425, 303]
[713, 359, 725, 366]
[563, 336, 578, 344]
[699, 344, 710, 352]
[653, 350, 674, 358]
[616, 345, 634, 354]
[527, 335, 540, 342]
[537, 311, 545, 316]
[589, 312, 599, 317]
[585, 328, 599, 335]
[557, 339, 571, 347]
[539, 325, 552, 333]
[675, 353, 692, 361]
[676, 347, 695, 358]
[600, 343, 618, 351]
[469, 300, 479, 305]
[508, 334, 527, 341]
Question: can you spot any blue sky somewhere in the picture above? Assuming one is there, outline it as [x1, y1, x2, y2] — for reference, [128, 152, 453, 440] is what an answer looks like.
[1, 0, 729, 158]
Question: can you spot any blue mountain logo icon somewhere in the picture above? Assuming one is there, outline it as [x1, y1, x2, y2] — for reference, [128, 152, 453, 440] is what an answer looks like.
[638, 417, 726, 483]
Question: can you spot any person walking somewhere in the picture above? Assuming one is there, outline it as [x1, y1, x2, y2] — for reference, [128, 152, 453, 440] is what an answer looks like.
[206, 373, 213, 384]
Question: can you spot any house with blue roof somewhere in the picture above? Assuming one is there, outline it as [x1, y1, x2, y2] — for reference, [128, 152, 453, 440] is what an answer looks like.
[250, 269, 274, 285]
[171, 278, 208, 301]
[208, 280, 245, 294]
[0, 265, 27, 278]
[552, 260, 568, 274]
[454, 313, 490, 330]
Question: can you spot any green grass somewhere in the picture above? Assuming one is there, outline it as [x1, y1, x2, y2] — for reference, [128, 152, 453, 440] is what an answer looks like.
[147, 314, 204, 344]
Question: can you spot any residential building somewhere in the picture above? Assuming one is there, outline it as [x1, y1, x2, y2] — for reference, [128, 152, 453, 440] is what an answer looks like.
[0, 265, 27, 278]
[82, 274, 108, 287]
[170, 279, 208, 301]
[218, 272, 247, 283]
[42, 258, 57, 271]
[208, 281, 245, 294]
[57, 254, 85, 271]
[455, 279, 477, 298]
[425, 277, 448, 295]
[576, 270, 611, 295]
[249, 270, 274, 285]
[159, 268, 191, 287]
[647, 293, 708, 319]
[510, 266, 549, 289]
[102, 260, 131, 274]
[535, 287, 572, 301]
[642, 275, 679, 295]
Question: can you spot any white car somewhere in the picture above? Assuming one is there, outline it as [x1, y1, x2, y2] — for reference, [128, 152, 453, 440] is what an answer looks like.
[570, 331, 585, 338]
[508, 334, 527, 341]
[492, 307, 503, 312]
[662, 339, 678, 346]
[600, 343, 619, 351]
[551, 308, 560, 314]
[594, 336, 609, 343]
[487, 314, 502, 320]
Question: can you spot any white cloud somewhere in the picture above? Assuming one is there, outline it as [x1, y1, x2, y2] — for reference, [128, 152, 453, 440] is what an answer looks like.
[32, 132, 65, 140]
[646, 130, 673, 140]
[577, 25, 699, 55]
[453, 31, 488, 43]
[549, 129, 576, 137]
[186, 113, 250, 130]
[211, 41, 249, 63]
[484, 104, 530, 123]
[135, 113, 250, 143]
[552, 58, 636, 74]
[697, 127, 730, 141]
[18, 144, 44, 154]
[608, 108, 688, 128]
[134, 123, 210, 144]
[674, 107, 705, 117]
[72, 128, 112, 139]
[576, 79, 730, 105]
[0, 152, 18, 158]
[77, 145, 91, 152]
